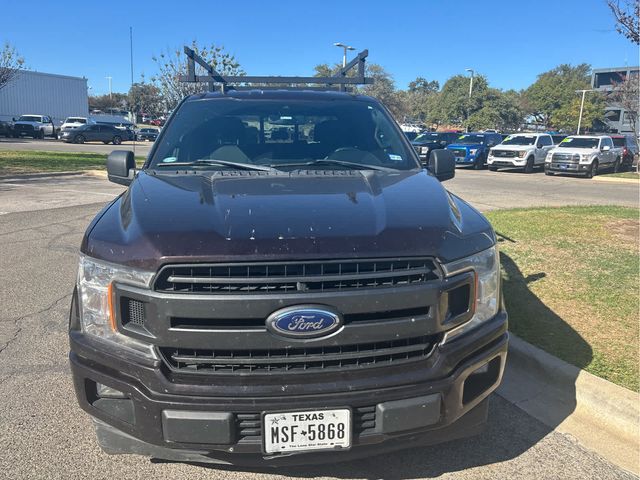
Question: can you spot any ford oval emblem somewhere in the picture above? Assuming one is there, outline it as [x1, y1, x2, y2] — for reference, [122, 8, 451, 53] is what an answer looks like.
[266, 305, 343, 339]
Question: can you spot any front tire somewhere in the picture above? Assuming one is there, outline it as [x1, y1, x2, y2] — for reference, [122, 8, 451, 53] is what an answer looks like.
[75, 135, 85, 144]
[489, 166, 498, 172]
[112, 136, 122, 145]
[474, 154, 485, 170]
[524, 156, 535, 173]
[37, 130, 45, 139]
[586, 160, 598, 179]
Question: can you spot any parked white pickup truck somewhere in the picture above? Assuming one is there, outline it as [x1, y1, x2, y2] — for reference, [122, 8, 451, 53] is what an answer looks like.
[545, 135, 622, 178]
[12, 114, 57, 139]
[487, 133, 554, 173]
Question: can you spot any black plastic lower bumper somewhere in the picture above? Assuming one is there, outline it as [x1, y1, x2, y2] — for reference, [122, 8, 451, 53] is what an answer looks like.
[69, 313, 508, 466]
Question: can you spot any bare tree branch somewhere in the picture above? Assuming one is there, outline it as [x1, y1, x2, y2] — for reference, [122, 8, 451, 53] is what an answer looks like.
[0, 43, 25, 92]
[606, 0, 640, 44]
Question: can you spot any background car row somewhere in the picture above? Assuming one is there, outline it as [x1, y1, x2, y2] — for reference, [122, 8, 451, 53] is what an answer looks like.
[0, 115, 160, 144]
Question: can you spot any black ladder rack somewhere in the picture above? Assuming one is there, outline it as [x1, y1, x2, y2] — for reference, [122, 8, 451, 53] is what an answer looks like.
[178, 46, 374, 92]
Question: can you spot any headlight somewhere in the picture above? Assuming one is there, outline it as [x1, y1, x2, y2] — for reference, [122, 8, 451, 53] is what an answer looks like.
[77, 255, 156, 358]
[441, 245, 500, 342]
[469, 149, 478, 155]
[545, 152, 553, 162]
[580, 153, 591, 161]
[517, 151, 527, 158]
[421, 146, 429, 154]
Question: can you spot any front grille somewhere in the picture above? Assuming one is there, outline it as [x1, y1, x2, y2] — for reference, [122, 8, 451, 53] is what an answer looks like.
[492, 150, 517, 158]
[552, 152, 578, 163]
[451, 148, 467, 158]
[236, 405, 376, 444]
[154, 258, 439, 294]
[14, 124, 34, 132]
[160, 335, 438, 375]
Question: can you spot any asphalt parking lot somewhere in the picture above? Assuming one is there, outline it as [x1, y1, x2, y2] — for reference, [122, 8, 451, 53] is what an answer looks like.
[0, 170, 637, 479]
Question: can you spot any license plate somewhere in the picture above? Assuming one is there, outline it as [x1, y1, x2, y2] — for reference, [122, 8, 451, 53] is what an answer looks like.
[561, 164, 568, 169]
[263, 408, 351, 454]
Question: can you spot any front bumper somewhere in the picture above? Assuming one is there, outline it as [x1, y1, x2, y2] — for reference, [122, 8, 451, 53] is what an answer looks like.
[69, 312, 508, 466]
[487, 158, 526, 168]
[546, 162, 591, 174]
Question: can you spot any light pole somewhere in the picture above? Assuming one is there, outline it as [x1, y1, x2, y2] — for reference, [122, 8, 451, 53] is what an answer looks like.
[465, 68, 475, 132]
[105, 76, 112, 100]
[334, 42, 355, 68]
[576, 89, 595, 135]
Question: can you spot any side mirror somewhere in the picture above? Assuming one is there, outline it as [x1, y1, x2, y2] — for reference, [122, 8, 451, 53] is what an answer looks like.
[536, 143, 543, 149]
[12, 117, 16, 122]
[429, 149, 455, 182]
[107, 150, 136, 186]
[601, 145, 611, 151]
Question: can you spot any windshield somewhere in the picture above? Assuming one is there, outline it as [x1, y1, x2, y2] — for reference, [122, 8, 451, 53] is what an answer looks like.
[501, 135, 536, 146]
[150, 98, 418, 171]
[18, 116, 41, 122]
[558, 137, 599, 149]
[66, 118, 86, 124]
[454, 134, 485, 145]
[414, 132, 450, 143]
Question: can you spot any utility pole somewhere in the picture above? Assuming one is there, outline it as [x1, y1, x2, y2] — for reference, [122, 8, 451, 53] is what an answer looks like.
[106, 76, 112, 100]
[465, 68, 475, 132]
[576, 89, 594, 135]
[334, 42, 355, 68]
[129, 27, 134, 86]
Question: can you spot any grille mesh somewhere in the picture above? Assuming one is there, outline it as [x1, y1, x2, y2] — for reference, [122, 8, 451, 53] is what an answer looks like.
[160, 335, 438, 374]
[154, 258, 439, 295]
[125, 298, 146, 326]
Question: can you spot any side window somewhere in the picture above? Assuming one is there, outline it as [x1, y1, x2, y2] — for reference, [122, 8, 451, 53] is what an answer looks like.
[540, 135, 552, 146]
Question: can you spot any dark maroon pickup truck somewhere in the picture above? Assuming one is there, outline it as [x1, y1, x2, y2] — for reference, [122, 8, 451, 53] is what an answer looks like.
[69, 88, 508, 466]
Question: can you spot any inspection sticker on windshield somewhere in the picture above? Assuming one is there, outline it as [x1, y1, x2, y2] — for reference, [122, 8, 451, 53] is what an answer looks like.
[388, 154, 403, 162]
[263, 408, 351, 454]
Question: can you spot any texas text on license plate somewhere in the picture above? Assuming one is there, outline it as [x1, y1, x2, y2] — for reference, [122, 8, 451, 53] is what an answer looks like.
[263, 408, 351, 454]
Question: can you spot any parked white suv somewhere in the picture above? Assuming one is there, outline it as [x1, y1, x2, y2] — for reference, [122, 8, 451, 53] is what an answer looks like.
[545, 135, 622, 178]
[488, 133, 554, 173]
[58, 117, 88, 138]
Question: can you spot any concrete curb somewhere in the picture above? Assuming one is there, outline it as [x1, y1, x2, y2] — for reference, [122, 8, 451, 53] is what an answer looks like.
[0, 170, 87, 181]
[594, 175, 639, 184]
[498, 334, 640, 474]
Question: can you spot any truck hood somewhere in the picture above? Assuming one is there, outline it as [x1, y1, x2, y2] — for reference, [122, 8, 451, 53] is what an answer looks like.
[14, 121, 41, 127]
[551, 147, 597, 155]
[491, 144, 534, 152]
[83, 170, 495, 271]
[447, 143, 483, 150]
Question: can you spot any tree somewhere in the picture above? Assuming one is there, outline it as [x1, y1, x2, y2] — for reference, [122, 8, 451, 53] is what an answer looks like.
[0, 43, 25, 93]
[606, 0, 639, 44]
[607, 75, 640, 134]
[128, 81, 163, 118]
[468, 89, 524, 131]
[152, 40, 244, 111]
[89, 93, 128, 112]
[405, 77, 440, 122]
[523, 64, 593, 129]
[551, 93, 606, 133]
[428, 74, 490, 127]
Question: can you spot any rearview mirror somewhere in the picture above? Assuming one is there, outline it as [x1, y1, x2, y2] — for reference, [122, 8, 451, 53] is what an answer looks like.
[428, 149, 455, 182]
[107, 150, 136, 186]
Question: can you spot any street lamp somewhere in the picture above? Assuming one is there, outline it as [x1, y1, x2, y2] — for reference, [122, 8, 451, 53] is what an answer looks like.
[334, 42, 355, 68]
[105, 76, 112, 100]
[465, 68, 475, 132]
[576, 89, 595, 135]
[465, 68, 475, 99]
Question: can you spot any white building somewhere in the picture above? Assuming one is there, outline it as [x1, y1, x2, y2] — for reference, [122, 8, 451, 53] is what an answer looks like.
[0, 70, 88, 126]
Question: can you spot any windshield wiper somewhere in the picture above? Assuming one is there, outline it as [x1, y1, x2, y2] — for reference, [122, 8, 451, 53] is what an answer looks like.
[272, 159, 396, 172]
[155, 159, 279, 173]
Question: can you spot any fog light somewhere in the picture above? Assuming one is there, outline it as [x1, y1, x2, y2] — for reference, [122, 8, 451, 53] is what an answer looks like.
[96, 383, 127, 399]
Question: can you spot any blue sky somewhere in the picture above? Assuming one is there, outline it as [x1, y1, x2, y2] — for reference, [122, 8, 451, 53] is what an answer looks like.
[2, 0, 638, 96]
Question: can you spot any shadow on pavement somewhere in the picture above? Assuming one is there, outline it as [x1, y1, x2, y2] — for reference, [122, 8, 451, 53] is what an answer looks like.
[156, 248, 593, 478]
